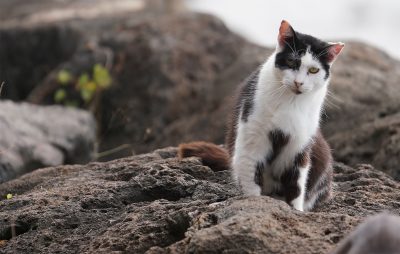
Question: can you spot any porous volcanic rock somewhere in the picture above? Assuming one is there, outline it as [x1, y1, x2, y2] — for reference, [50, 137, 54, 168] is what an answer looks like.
[0, 147, 399, 253]
[0, 100, 96, 183]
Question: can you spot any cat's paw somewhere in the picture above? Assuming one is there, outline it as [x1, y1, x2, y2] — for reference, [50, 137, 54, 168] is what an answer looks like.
[291, 199, 304, 212]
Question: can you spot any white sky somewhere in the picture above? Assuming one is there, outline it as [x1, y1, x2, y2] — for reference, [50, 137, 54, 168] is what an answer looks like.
[186, 0, 400, 59]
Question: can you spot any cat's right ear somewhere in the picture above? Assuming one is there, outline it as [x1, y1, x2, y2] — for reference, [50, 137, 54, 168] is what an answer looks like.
[278, 20, 295, 49]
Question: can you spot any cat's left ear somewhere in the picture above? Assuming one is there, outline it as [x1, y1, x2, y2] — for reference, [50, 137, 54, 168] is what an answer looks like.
[326, 42, 345, 63]
[278, 20, 296, 48]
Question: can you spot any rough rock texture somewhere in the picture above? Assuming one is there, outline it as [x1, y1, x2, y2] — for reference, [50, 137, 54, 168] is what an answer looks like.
[0, 100, 96, 183]
[0, 147, 399, 253]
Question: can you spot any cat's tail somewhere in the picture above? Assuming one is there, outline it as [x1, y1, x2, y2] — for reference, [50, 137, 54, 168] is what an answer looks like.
[178, 141, 230, 171]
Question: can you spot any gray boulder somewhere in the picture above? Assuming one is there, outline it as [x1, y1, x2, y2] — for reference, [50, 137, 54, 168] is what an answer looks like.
[0, 101, 96, 183]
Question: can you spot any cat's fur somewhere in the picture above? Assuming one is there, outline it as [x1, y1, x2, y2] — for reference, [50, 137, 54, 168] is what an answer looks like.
[179, 20, 344, 211]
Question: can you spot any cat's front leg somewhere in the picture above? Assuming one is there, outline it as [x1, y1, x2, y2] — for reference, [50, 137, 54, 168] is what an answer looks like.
[289, 162, 310, 212]
[231, 119, 272, 196]
[232, 155, 262, 196]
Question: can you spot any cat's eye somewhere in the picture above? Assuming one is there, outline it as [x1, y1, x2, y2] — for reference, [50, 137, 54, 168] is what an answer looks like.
[308, 67, 319, 74]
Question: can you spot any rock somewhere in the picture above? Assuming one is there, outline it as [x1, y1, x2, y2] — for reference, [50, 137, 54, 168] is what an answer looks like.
[11, 11, 269, 160]
[97, 13, 270, 159]
[0, 0, 145, 27]
[0, 101, 96, 183]
[323, 42, 400, 180]
[0, 147, 399, 253]
[331, 213, 400, 254]
[0, 26, 81, 100]
[151, 163, 400, 254]
[0, 147, 239, 253]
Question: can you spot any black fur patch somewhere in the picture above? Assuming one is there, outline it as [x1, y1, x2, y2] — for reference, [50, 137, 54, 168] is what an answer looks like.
[279, 167, 301, 203]
[275, 31, 332, 79]
[254, 129, 289, 189]
[254, 162, 264, 187]
[240, 69, 259, 122]
[267, 129, 290, 164]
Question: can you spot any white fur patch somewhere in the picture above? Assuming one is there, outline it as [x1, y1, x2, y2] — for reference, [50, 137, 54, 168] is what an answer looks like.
[291, 164, 310, 211]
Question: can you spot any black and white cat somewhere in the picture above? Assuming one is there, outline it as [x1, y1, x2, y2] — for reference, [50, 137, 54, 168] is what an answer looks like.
[179, 20, 344, 211]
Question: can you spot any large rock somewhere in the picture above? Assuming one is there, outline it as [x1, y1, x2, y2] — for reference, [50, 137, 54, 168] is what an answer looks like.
[323, 42, 400, 180]
[97, 13, 270, 159]
[0, 101, 96, 183]
[0, 147, 399, 253]
[10, 11, 269, 160]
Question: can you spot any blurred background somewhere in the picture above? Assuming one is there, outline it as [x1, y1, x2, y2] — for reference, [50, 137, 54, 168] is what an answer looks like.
[1, 0, 400, 183]
[188, 0, 400, 59]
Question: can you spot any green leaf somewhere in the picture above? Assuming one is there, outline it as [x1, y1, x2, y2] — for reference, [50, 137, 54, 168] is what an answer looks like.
[57, 70, 72, 85]
[84, 81, 97, 93]
[93, 64, 112, 88]
[54, 89, 67, 102]
[81, 89, 94, 102]
[6, 193, 12, 199]
[78, 73, 90, 89]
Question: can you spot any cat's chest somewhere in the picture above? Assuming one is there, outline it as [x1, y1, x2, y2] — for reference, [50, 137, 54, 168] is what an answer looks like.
[257, 103, 318, 141]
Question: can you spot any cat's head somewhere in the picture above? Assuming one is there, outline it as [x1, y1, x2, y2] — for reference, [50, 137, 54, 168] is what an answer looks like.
[274, 20, 344, 95]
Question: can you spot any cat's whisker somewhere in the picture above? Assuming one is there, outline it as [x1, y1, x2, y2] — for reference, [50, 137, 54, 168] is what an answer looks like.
[327, 90, 344, 103]
[325, 91, 342, 110]
[261, 78, 284, 84]
[324, 99, 340, 110]
[272, 86, 288, 106]
[267, 85, 287, 97]
[292, 36, 298, 56]
[324, 96, 341, 110]
[316, 48, 330, 58]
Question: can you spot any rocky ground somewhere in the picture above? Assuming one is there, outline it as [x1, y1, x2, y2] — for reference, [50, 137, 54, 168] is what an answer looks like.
[0, 147, 399, 253]
[1, 1, 400, 253]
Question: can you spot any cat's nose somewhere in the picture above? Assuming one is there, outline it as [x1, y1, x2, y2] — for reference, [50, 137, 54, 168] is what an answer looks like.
[294, 81, 303, 88]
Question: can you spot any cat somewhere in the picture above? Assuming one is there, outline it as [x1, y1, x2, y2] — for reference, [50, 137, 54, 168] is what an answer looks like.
[179, 20, 344, 211]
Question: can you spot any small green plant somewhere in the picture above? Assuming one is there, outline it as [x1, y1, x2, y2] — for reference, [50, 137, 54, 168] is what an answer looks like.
[54, 64, 112, 107]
